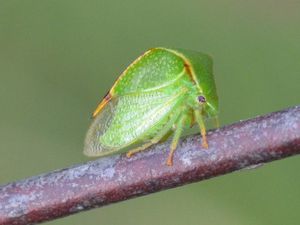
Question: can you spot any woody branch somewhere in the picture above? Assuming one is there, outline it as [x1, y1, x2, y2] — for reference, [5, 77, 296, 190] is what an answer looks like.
[0, 105, 300, 225]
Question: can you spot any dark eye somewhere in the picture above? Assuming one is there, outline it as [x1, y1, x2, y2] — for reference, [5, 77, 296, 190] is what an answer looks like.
[198, 95, 206, 103]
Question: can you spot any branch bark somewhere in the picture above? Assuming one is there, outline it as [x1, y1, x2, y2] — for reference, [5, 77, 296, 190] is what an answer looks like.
[1, 105, 300, 225]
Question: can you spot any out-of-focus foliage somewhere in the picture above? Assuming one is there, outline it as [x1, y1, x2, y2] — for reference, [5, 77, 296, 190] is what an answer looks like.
[0, 1, 299, 225]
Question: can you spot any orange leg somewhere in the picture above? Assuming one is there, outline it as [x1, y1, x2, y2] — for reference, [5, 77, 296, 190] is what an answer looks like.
[194, 110, 208, 149]
[126, 114, 180, 158]
[166, 114, 186, 166]
[126, 142, 156, 158]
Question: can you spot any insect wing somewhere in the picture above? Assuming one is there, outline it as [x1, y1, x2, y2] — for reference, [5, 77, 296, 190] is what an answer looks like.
[84, 90, 183, 157]
[84, 98, 118, 156]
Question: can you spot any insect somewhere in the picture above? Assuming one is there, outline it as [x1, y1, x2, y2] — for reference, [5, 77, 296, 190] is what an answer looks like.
[84, 47, 219, 166]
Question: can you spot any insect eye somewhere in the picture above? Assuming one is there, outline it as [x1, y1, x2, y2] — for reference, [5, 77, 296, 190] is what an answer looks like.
[198, 95, 206, 103]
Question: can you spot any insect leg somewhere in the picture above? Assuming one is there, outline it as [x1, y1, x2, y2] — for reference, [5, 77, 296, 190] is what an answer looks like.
[166, 114, 187, 166]
[159, 130, 173, 143]
[214, 117, 220, 128]
[126, 116, 178, 158]
[194, 110, 208, 149]
[126, 141, 158, 158]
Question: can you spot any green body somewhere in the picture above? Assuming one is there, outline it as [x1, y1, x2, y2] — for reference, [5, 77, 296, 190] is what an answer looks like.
[84, 47, 218, 162]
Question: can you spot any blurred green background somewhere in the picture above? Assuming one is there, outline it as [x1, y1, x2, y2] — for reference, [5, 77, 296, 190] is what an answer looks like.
[1, 0, 300, 224]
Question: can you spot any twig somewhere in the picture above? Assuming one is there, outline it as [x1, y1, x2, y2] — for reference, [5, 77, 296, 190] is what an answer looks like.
[0, 105, 300, 225]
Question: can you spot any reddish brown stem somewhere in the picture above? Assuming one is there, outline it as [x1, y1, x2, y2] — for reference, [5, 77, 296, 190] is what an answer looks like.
[0, 105, 300, 225]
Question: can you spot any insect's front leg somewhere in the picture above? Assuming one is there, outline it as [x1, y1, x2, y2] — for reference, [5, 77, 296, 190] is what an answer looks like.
[214, 117, 220, 128]
[194, 109, 208, 149]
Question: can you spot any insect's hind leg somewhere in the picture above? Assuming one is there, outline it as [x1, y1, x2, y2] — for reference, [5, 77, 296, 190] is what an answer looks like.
[126, 140, 159, 158]
[166, 114, 186, 166]
[126, 117, 178, 158]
